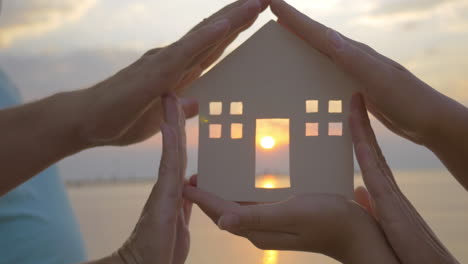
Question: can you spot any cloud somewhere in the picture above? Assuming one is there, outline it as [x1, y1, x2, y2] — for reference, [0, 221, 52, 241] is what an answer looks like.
[0, 0, 97, 47]
[0, 48, 140, 100]
[371, 0, 455, 15]
[354, 0, 468, 32]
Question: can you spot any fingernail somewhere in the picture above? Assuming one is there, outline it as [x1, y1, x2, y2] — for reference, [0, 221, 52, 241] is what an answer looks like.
[217, 213, 240, 230]
[327, 29, 344, 51]
[242, 0, 260, 9]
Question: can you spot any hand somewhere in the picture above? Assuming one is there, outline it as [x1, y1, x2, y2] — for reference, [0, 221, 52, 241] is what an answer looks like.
[85, 93, 190, 264]
[119, 94, 189, 264]
[269, 0, 440, 145]
[350, 93, 459, 264]
[183, 182, 398, 263]
[78, 0, 270, 147]
[269, 0, 468, 191]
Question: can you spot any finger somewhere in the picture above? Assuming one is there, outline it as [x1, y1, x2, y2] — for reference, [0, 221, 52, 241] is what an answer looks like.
[153, 122, 180, 207]
[200, 33, 239, 69]
[237, 230, 299, 251]
[152, 94, 187, 210]
[272, 0, 393, 65]
[217, 202, 294, 232]
[183, 198, 193, 226]
[189, 0, 267, 35]
[198, 13, 259, 70]
[183, 185, 239, 225]
[155, 19, 231, 78]
[186, 0, 263, 70]
[354, 186, 377, 219]
[176, 65, 204, 91]
[350, 93, 457, 263]
[180, 97, 199, 119]
[270, 0, 396, 93]
[189, 174, 198, 186]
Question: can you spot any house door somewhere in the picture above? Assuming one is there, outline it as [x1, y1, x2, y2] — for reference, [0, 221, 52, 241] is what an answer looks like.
[254, 118, 291, 189]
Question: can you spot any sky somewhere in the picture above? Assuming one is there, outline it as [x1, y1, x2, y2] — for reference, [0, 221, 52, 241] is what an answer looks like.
[0, 0, 467, 181]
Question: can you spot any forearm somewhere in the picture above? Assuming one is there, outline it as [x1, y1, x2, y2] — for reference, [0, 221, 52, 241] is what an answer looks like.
[0, 90, 89, 195]
[424, 93, 468, 190]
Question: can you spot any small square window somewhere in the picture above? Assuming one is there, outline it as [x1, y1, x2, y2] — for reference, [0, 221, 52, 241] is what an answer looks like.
[328, 122, 343, 136]
[230, 102, 243, 115]
[306, 100, 318, 113]
[209, 124, 222, 138]
[328, 100, 342, 113]
[210, 102, 222, 115]
[231, 123, 243, 139]
[306, 123, 319, 136]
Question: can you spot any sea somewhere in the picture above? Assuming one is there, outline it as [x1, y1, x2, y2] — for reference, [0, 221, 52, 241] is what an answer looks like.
[68, 170, 468, 264]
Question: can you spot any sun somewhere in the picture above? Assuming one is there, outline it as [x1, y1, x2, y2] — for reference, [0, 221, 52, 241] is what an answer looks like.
[260, 136, 276, 149]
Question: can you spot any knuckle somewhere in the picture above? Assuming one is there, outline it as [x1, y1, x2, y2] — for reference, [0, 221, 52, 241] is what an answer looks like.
[158, 158, 179, 176]
[245, 207, 262, 226]
[143, 47, 162, 57]
[168, 40, 191, 60]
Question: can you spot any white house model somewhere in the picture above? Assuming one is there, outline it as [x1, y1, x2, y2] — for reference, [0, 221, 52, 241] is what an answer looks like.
[185, 20, 359, 202]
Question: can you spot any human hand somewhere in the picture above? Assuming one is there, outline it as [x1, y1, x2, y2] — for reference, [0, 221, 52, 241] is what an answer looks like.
[77, 0, 270, 147]
[183, 179, 399, 263]
[270, 0, 468, 190]
[86, 93, 191, 264]
[269, 0, 452, 146]
[350, 93, 459, 264]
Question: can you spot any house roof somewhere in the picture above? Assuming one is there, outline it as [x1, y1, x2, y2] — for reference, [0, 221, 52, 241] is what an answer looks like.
[185, 20, 359, 103]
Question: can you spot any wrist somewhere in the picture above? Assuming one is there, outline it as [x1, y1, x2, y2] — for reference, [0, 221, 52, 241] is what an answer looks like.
[420, 91, 468, 149]
[41, 91, 92, 153]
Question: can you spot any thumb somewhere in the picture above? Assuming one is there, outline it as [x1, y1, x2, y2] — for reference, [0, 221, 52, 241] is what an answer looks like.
[354, 186, 377, 220]
[180, 97, 199, 119]
[218, 202, 294, 233]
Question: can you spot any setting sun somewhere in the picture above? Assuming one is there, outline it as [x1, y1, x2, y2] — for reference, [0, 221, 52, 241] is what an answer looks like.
[260, 136, 276, 149]
[261, 177, 277, 189]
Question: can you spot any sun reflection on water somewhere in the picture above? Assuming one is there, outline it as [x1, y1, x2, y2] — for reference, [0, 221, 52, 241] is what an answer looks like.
[262, 250, 278, 264]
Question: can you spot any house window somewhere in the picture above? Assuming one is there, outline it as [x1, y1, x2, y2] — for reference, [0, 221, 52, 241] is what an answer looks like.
[209, 102, 222, 115]
[328, 122, 343, 136]
[230, 102, 243, 115]
[209, 124, 222, 138]
[231, 123, 243, 139]
[306, 100, 318, 113]
[305, 123, 319, 136]
[328, 100, 342, 113]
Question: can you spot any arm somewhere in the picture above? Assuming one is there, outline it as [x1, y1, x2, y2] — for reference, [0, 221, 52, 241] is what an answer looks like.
[270, 0, 468, 189]
[0, 0, 269, 196]
[0, 92, 86, 195]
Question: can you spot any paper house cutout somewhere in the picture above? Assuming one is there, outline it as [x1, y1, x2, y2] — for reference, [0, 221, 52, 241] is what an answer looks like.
[185, 20, 359, 202]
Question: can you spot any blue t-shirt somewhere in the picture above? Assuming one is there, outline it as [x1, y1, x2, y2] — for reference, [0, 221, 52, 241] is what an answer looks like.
[0, 70, 87, 264]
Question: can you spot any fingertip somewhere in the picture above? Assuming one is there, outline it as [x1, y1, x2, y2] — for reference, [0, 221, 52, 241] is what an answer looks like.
[217, 213, 240, 230]
[355, 185, 370, 198]
[269, 0, 281, 15]
[181, 97, 199, 118]
[242, 0, 261, 14]
[258, 0, 271, 11]
[189, 174, 198, 186]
